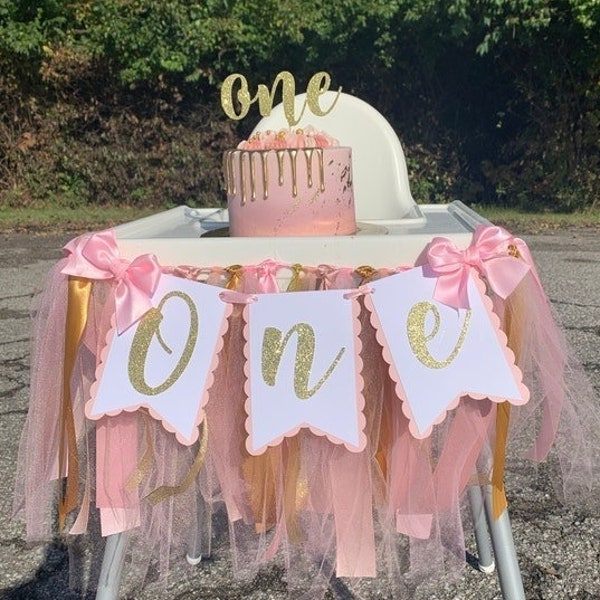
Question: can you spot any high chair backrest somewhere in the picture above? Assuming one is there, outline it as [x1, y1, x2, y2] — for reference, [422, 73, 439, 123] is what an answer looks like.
[251, 91, 419, 221]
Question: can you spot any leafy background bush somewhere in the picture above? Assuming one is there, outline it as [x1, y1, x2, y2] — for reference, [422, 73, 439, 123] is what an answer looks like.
[1, 0, 598, 212]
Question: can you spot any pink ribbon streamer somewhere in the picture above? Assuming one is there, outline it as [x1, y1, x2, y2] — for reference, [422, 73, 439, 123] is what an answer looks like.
[330, 448, 377, 577]
[426, 225, 532, 309]
[219, 290, 258, 304]
[61, 229, 161, 333]
[343, 285, 373, 300]
[96, 414, 141, 536]
[315, 264, 348, 290]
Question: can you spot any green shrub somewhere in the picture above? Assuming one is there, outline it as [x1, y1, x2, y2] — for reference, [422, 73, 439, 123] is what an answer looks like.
[0, 0, 599, 212]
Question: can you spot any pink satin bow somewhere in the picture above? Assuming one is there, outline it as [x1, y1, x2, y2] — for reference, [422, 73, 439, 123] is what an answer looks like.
[315, 264, 337, 290]
[61, 229, 161, 333]
[426, 225, 532, 309]
[250, 259, 281, 293]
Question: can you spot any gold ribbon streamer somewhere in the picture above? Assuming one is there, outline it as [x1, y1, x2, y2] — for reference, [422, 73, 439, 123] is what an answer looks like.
[58, 276, 92, 531]
[242, 439, 305, 540]
[286, 264, 304, 292]
[145, 419, 209, 505]
[355, 265, 377, 285]
[492, 402, 511, 519]
[375, 392, 392, 481]
[125, 412, 155, 493]
[283, 437, 304, 544]
[225, 264, 243, 290]
[243, 448, 279, 534]
[492, 287, 524, 520]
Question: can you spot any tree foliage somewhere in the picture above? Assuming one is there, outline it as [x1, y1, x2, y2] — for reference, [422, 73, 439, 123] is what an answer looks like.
[1, 0, 598, 211]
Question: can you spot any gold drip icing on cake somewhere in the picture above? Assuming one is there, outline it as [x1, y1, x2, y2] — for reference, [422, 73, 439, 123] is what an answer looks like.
[275, 150, 286, 186]
[224, 148, 327, 205]
[259, 151, 269, 199]
[316, 148, 325, 192]
[224, 152, 236, 195]
[304, 148, 313, 187]
[249, 152, 257, 201]
[240, 152, 248, 204]
[289, 149, 298, 196]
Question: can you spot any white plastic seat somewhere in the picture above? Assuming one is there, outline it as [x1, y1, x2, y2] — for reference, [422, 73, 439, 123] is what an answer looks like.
[251, 91, 423, 223]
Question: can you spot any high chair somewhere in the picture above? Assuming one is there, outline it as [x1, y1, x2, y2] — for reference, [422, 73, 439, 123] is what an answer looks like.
[95, 92, 526, 600]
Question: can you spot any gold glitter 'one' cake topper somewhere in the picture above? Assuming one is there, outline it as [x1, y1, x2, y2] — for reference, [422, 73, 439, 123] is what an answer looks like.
[220, 71, 341, 128]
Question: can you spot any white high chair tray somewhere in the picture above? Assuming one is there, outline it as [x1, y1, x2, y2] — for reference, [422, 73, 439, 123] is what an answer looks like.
[115, 201, 489, 268]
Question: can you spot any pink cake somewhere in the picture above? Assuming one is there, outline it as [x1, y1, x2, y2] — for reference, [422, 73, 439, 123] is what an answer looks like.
[223, 126, 356, 237]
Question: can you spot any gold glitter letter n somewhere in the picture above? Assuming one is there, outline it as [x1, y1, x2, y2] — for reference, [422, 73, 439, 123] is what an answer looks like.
[262, 324, 345, 399]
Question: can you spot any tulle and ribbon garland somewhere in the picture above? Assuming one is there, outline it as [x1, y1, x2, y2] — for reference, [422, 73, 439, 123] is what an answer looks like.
[54, 224, 542, 542]
[16, 215, 598, 599]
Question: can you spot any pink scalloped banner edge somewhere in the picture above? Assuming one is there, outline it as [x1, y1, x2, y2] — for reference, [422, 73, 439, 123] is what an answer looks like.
[364, 267, 529, 439]
[242, 292, 367, 456]
[86, 293, 233, 446]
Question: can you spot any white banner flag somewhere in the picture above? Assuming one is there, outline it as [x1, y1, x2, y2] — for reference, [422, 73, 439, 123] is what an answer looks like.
[365, 267, 529, 438]
[244, 288, 366, 455]
[87, 274, 232, 445]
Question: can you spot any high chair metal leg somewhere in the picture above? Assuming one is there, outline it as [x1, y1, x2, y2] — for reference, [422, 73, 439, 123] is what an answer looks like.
[186, 494, 212, 565]
[468, 485, 495, 574]
[483, 485, 526, 600]
[96, 531, 129, 600]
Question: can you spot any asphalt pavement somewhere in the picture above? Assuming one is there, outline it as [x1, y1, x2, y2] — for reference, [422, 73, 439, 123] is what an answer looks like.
[0, 228, 598, 600]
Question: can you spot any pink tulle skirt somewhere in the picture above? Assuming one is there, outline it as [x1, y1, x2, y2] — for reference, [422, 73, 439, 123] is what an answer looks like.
[13, 257, 600, 599]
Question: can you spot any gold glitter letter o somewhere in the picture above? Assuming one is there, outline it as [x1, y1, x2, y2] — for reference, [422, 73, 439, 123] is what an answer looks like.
[221, 73, 251, 120]
[128, 291, 199, 396]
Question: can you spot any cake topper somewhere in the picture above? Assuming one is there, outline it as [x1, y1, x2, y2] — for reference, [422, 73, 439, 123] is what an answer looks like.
[221, 71, 341, 128]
